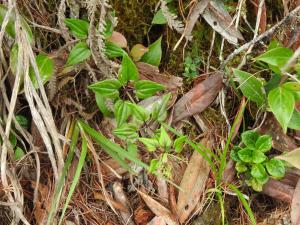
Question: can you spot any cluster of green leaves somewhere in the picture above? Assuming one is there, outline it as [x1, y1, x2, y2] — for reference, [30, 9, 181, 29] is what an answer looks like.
[230, 130, 285, 191]
[0, 115, 29, 161]
[234, 41, 300, 133]
[183, 56, 201, 78]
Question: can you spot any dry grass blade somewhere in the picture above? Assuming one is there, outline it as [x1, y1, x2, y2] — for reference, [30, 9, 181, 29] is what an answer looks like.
[291, 179, 300, 225]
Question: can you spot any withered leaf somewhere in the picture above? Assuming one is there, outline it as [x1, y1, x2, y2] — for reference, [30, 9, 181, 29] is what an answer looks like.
[291, 179, 300, 225]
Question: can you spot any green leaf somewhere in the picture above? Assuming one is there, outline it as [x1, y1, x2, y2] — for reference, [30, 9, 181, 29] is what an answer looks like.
[173, 136, 186, 153]
[113, 123, 139, 140]
[264, 73, 281, 93]
[118, 54, 138, 84]
[139, 138, 159, 152]
[65, 18, 89, 39]
[241, 130, 259, 148]
[159, 126, 172, 148]
[135, 80, 164, 99]
[233, 69, 265, 106]
[238, 148, 253, 163]
[114, 100, 132, 127]
[14, 147, 25, 161]
[9, 44, 18, 75]
[89, 79, 122, 99]
[255, 135, 272, 152]
[9, 134, 17, 148]
[152, 9, 167, 24]
[230, 146, 242, 162]
[152, 93, 171, 122]
[235, 162, 248, 173]
[252, 150, 267, 164]
[149, 159, 160, 173]
[16, 115, 29, 129]
[129, 103, 150, 122]
[141, 37, 162, 66]
[0, 5, 33, 43]
[66, 42, 91, 66]
[266, 159, 285, 178]
[268, 87, 295, 133]
[288, 110, 300, 130]
[95, 94, 112, 117]
[282, 82, 300, 92]
[29, 54, 55, 88]
[250, 178, 264, 192]
[105, 41, 127, 58]
[251, 164, 268, 180]
[103, 18, 114, 38]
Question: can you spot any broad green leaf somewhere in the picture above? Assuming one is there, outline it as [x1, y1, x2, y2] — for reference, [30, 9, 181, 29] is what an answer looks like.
[135, 80, 164, 99]
[89, 79, 122, 99]
[114, 100, 132, 127]
[29, 54, 55, 88]
[235, 162, 248, 173]
[141, 37, 162, 66]
[118, 54, 138, 84]
[159, 126, 172, 148]
[251, 164, 268, 180]
[95, 94, 112, 117]
[233, 69, 265, 106]
[0, 5, 33, 43]
[139, 138, 159, 152]
[113, 123, 139, 140]
[14, 147, 25, 161]
[264, 73, 281, 93]
[152, 9, 167, 24]
[256, 47, 293, 73]
[66, 42, 91, 66]
[276, 147, 300, 169]
[252, 150, 267, 164]
[282, 82, 300, 92]
[64, 18, 89, 39]
[105, 41, 127, 58]
[288, 110, 300, 130]
[238, 148, 253, 163]
[268, 87, 295, 133]
[255, 135, 272, 152]
[149, 159, 159, 173]
[230, 146, 241, 162]
[241, 130, 259, 148]
[152, 93, 171, 122]
[16, 115, 29, 129]
[250, 178, 263, 192]
[129, 103, 150, 122]
[173, 136, 186, 153]
[266, 159, 285, 178]
[9, 133, 17, 148]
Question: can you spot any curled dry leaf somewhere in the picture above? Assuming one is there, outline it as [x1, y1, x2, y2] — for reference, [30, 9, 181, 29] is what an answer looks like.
[262, 179, 294, 203]
[276, 148, 300, 170]
[202, 0, 244, 45]
[173, 72, 223, 123]
[107, 31, 128, 48]
[136, 62, 183, 90]
[291, 179, 300, 225]
[138, 190, 179, 225]
[177, 138, 211, 223]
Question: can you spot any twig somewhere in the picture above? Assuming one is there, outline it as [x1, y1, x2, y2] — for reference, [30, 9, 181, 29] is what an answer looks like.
[221, 5, 300, 70]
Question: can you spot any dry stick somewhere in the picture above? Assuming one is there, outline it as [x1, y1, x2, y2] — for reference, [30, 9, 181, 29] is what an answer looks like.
[220, 5, 300, 71]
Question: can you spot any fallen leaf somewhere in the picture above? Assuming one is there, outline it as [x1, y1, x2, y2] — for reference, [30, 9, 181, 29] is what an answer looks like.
[134, 206, 154, 225]
[136, 62, 183, 89]
[202, 0, 244, 45]
[107, 31, 127, 48]
[172, 72, 223, 123]
[147, 216, 167, 225]
[262, 179, 294, 203]
[94, 192, 128, 212]
[291, 179, 300, 225]
[276, 148, 300, 170]
[138, 190, 179, 225]
[131, 44, 149, 61]
[176, 138, 211, 223]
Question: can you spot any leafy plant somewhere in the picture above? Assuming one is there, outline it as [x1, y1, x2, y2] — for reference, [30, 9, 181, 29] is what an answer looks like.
[230, 130, 285, 191]
[183, 56, 201, 78]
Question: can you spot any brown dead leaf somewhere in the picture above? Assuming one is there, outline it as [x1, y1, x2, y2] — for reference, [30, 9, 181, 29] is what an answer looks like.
[262, 179, 294, 203]
[136, 62, 183, 89]
[131, 44, 149, 61]
[147, 216, 167, 225]
[134, 206, 154, 225]
[138, 190, 179, 225]
[276, 148, 300, 170]
[94, 192, 128, 212]
[258, 114, 298, 152]
[291, 179, 300, 225]
[202, 1, 244, 45]
[176, 138, 211, 223]
[172, 72, 223, 123]
[107, 31, 127, 48]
